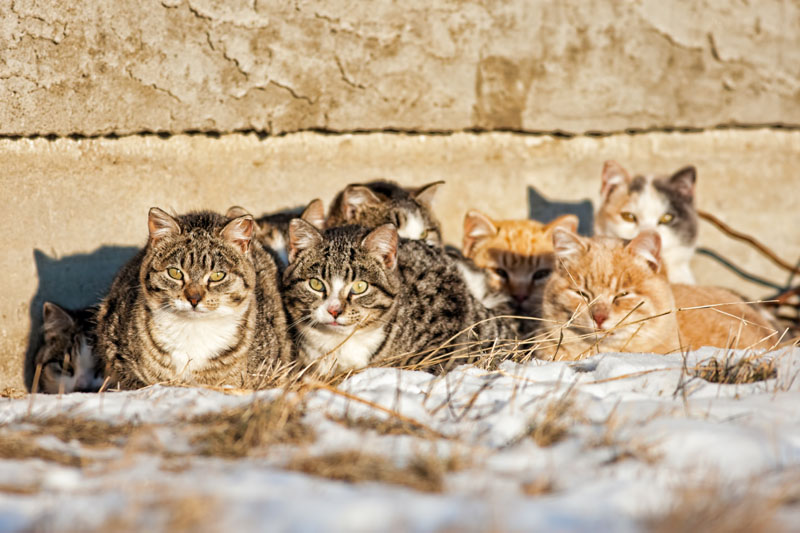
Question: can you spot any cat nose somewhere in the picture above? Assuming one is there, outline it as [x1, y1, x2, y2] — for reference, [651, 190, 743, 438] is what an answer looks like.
[513, 293, 528, 303]
[327, 304, 342, 318]
[592, 310, 608, 328]
[184, 285, 205, 307]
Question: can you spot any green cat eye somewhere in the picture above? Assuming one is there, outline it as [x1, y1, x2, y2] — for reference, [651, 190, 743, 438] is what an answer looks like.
[309, 278, 324, 292]
[351, 280, 369, 294]
[167, 267, 183, 280]
[659, 213, 674, 224]
[620, 212, 637, 223]
[420, 229, 428, 239]
[209, 271, 226, 282]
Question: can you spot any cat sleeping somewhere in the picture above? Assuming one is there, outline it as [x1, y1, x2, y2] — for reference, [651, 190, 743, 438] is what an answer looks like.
[538, 228, 776, 361]
[283, 220, 515, 375]
[95, 208, 292, 389]
[594, 161, 698, 284]
[33, 302, 104, 394]
[462, 210, 579, 334]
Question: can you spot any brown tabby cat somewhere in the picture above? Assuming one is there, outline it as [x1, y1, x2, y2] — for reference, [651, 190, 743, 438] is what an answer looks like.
[538, 229, 776, 360]
[462, 210, 579, 333]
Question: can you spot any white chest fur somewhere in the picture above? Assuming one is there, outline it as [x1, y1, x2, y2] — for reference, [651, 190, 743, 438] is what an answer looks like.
[151, 307, 245, 377]
[298, 324, 387, 374]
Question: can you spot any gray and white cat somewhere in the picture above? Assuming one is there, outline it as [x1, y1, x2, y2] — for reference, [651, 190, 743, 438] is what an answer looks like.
[326, 180, 444, 246]
[594, 160, 698, 284]
[283, 220, 514, 375]
[33, 302, 104, 394]
[95, 208, 291, 389]
[227, 199, 326, 269]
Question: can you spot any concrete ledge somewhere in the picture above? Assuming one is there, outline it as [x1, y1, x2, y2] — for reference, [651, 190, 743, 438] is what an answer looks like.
[3, 129, 798, 390]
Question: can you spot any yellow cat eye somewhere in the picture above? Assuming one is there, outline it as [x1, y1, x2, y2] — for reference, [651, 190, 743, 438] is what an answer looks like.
[420, 229, 428, 239]
[659, 213, 674, 224]
[209, 271, 226, 282]
[620, 212, 637, 223]
[309, 278, 324, 292]
[167, 267, 183, 280]
[351, 280, 369, 294]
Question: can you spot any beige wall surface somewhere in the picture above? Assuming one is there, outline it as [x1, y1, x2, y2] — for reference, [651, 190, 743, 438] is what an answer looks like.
[1, 0, 799, 136]
[2, 129, 798, 390]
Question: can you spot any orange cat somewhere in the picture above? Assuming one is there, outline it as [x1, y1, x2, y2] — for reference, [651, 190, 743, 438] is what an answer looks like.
[538, 229, 776, 361]
[462, 210, 579, 332]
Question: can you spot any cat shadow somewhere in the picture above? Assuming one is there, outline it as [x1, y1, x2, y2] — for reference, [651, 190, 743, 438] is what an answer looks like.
[527, 186, 594, 236]
[24, 246, 139, 390]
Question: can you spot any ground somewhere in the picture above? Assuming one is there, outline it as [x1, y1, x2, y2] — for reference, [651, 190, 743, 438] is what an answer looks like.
[2, 347, 800, 532]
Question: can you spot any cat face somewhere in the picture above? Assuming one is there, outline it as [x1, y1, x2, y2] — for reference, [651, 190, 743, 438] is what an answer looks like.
[142, 208, 256, 318]
[541, 229, 677, 357]
[596, 161, 697, 245]
[34, 302, 103, 394]
[327, 180, 444, 246]
[462, 210, 578, 315]
[284, 221, 399, 334]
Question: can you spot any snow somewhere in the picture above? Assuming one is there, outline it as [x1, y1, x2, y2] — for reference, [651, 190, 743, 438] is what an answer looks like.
[1, 347, 799, 531]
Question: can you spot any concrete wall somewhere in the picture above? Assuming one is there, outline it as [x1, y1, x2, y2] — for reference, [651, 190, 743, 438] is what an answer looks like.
[1, 0, 799, 391]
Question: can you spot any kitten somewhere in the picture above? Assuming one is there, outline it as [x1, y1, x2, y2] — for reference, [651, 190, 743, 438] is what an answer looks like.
[538, 229, 777, 360]
[33, 302, 103, 394]
[95, 208, 291, 389]
[227, 200, 325, 268]
[283, 220, 514, 375]
[594, 160, 698, 284]
[326, 180, 444, 245]
[462, 210, 579, 332]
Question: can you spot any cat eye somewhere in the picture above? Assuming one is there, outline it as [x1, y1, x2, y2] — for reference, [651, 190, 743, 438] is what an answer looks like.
[351, 280, 369, 294]
[494, 268, 509, 280]
[659, 213, 674, 224]
[613, 291, 630, 302]
[167, 267, 184, 280]
[620, 212, 637, 223]
[209, 271, 226, 282]
[573, 289, 592, 301]
[420, 229, 428, 239]
[532, 269, 552, 281]
[308, 278, 325, 292]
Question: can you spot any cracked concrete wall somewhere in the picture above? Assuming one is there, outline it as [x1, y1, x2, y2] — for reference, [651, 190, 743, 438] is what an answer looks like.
[2, 129, 799, 391]
[1, 0, 799, 136]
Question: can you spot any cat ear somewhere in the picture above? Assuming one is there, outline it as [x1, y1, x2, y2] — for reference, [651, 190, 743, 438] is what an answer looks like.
[601, 160, 631, 199]
[669, 166, 696, 200]
[626, 230, 662, 272]
[221, 215, 255, 254]
[341, 185, 381, 221]
[225, 206, 251, 219]
[362, 224, 398, 270]
[148, 207, 181, 245]
[462, 210, 497, 257]
[552, 227, 587, 263]
[42, 302, 73, 335]
[412, 180, 445, 207]
[547, 214, 580, 234]
[288, 218, 323, 263]
[300, 199, 326, 230]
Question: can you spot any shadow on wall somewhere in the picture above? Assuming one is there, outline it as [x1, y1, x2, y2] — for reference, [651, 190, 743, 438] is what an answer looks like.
[24, 246, 139, 390]
[527, 186, 594, 235]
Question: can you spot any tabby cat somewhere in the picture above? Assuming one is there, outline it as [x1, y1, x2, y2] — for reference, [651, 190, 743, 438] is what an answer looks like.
[95, 208, 291, 389]
[538, 229, 776, 360]
[326, 180, 444, 245]
[33, 302, 103, 394]
[594, 161, 698, 284]
[462, 210, 579, 332]
[283, 220, 514, 375]
[227, 199, 325, 268]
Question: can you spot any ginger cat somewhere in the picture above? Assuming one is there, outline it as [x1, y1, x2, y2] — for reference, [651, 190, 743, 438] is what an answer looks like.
[462, 210, 579, 333]
[538, 229, 776, 361]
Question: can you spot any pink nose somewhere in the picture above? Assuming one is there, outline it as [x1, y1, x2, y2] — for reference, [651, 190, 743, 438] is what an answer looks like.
[593, 311, 608, 328]
[327, 305, 341, 318]
[513, 293, 527, 303]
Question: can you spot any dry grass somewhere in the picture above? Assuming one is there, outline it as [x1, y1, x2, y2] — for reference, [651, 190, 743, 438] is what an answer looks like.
[525, 388, 581, 447]
[521, 476, 558, 496]
[189, 397, 313, 458]
[329, 414, 443, 440]
[24, 416, 138, 447]
[0, 432, 85, 467]
[91, 492, 220, 533]
[286, 450, 469, 493]
[693, 354, 778, 384]
[1, 387, 27, 399]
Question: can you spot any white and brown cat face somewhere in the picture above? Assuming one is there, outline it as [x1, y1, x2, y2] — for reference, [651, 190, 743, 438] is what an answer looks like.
[540, 229, 678, 359]
[595, 161, 698, 284]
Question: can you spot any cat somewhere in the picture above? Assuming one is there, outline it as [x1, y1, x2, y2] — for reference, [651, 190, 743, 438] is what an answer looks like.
[594, 160, 698, 284]
[326, 180, 444, 246]
[462, 210, 579, 334]
[283, 220, 515, 375]
[538, 228, 776, 361]
[33, 302, 104, 394]
[95, 208, 291, 389]
[226, 199, 326, 268]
